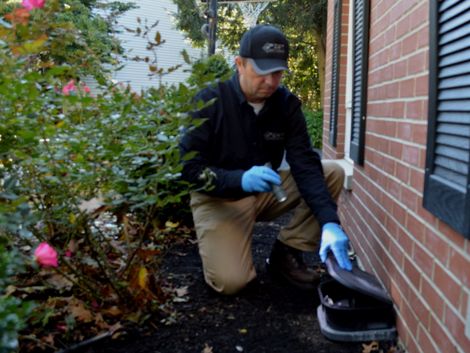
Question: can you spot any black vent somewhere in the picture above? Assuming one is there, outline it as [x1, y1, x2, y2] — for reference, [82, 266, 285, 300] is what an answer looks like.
[424, 0, 470, 238]
[329, 0, 342, 147]
[350, 0, 370, 164]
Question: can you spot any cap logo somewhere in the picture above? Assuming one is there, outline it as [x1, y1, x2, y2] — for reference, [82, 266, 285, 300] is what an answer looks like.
[262, 42, 285, 55]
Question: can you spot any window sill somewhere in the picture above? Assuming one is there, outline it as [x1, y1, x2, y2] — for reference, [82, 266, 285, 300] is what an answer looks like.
[335, 159, 354, 190]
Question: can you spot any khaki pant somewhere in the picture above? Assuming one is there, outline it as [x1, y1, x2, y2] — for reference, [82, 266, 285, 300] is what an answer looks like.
[190, 160, 344, 295]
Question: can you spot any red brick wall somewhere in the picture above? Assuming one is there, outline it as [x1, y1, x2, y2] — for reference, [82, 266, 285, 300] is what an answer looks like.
[323, 0, 349, 160]
[323, 1, 470, 352]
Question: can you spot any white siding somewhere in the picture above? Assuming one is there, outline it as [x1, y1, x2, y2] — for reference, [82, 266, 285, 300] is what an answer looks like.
[111, 0, 203, 91]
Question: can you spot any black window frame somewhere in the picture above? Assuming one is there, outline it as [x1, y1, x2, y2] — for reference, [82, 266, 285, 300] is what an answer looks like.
[329, 0, 342, 147]
[424, 0, 470, 239]
[349, 0, 370, 165]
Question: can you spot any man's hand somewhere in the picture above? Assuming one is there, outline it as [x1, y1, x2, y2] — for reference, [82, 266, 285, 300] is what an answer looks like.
[241, 166, 281, 193]
[319, 222, 353, 271]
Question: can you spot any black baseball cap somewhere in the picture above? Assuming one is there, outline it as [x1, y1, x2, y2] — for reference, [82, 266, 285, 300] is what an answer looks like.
[239, 24, 289, 75]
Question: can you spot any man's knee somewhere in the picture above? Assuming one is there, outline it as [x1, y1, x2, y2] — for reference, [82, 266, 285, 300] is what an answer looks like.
[204, 270, 254, 295]
[321, 161, 345, 199]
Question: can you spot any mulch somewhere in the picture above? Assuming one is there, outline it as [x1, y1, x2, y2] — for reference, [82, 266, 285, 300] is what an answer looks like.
[85, 214, 395, 353]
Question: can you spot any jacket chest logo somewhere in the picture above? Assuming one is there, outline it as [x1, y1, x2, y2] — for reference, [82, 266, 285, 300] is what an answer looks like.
[264, 131, 285, 141]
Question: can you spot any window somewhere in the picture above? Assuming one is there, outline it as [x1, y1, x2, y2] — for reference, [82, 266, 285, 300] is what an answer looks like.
[349, 0, 370, 165]
[329, 0, 342, 147]
[424, 0, 470, 239]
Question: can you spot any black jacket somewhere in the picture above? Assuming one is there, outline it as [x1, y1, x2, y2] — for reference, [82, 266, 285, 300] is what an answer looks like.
[180, 74, 340, 226]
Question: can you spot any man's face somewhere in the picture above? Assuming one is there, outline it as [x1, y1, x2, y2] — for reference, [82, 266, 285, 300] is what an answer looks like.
[235, 57, 284, 103]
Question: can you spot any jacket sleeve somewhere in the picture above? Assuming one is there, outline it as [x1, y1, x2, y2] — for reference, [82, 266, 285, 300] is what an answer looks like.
[283, 96, 341, 227]
[179, 91, 245, 197]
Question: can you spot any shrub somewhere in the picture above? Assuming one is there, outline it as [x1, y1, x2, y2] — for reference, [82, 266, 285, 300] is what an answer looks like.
[0, 1, 205, 350]
[0, 179, 35, 353]
[0, 244, 36, 353]
[303, 109, 323, 149]
[186, 53, 233, 88]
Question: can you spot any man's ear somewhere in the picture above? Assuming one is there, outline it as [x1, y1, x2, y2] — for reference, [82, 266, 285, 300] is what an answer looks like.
[234, 56, 244, 70]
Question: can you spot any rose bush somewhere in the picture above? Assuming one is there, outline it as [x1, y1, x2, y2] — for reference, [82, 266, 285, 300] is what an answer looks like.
[0, 243, 36, 353]
[0, 0, 209, 351]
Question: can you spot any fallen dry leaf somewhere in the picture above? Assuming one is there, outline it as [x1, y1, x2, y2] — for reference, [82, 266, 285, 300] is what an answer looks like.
[173, 296, 189, 303]
[165, 220, 179, 228]
[78, 197, 104, 213]
[173, 286, 189, 303]
[46, 273, 74, 291]
[42, 334, 55, 346]
[103, 306, 122, 317]
[94, 312, 110, 330]
[201, 343, 213, 353]
[69, 298, 94, 323]
[5, 285, 17, 296]
[175, 286, 188, 297]
[138, 266, 149, 290]
[362, 341, 380, 353]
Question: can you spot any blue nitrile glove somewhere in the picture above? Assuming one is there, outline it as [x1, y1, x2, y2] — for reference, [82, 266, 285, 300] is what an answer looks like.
[241, 166, 281, 193]
[319, 222, 353, 271]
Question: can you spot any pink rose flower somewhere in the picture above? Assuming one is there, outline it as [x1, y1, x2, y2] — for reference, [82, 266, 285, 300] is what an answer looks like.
[83, 85, 91, 94]
[62, 80, 77, 96]
[22, 0, 45, 11]
[34, 242, 58, 268]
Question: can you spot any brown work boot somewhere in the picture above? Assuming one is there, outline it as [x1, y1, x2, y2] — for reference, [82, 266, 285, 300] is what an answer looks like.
[267, 240, 321, 290]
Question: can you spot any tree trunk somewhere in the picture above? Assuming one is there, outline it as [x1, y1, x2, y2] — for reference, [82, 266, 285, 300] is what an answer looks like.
[313, 29, 326, 109]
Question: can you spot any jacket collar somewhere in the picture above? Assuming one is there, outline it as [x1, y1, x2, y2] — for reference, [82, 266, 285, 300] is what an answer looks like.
[230, 73, 247, 104]
[229, 73, 280, 106]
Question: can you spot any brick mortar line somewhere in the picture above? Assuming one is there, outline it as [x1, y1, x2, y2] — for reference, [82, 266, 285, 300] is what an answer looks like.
[350, 170, 467, 325]
[353, 163, 470, 268]
[348, 179, 403, 271]
[366, 96, 428, 103]
[364, 142, 425, 177]
[428, 270, 469, 323]
[369, 32, 428, 59]
[368, 75, 429, 88]
[339, 205, 414, 340]
[371, 0, 425, 27]
[419, 283, 469, 350]
[366, 129, 427, 150]
[365, 146, 425, 173]
[362, 159, 423, 208]
[369, 51, 429, 72]
[395, 304, 421, 353]
[340, 189, 464, 352]
[369, 46, 428, 67]
[364, 149, 425, 197]
[370, 19, 428, 45]
[366, 116, 428, 125]
[416, 321, 444, 353]
[341, 200, 380, 275]
[367, 72, 429, 88]
[371, 6, 428, 37]
[355, 166, 470, 306]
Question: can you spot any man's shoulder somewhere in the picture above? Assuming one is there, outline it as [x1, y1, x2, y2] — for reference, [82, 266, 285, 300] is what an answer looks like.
[195, 83, 223, 102]
[272, 86, 301, 105]
[196, 76, 236, 100]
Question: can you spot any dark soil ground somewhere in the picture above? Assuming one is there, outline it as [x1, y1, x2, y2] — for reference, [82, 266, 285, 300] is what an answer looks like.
[86, 215, 397, 353]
